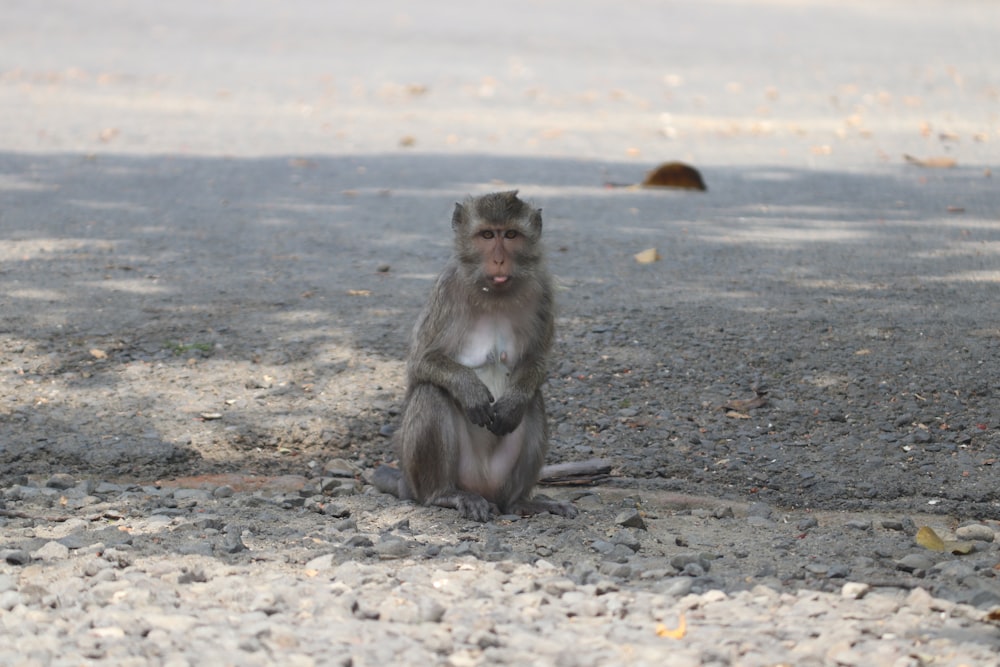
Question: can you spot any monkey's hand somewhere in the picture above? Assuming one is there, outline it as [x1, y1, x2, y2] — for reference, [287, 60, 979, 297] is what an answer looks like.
[487, 394, 527, 436]
[458, 377, 496, 429]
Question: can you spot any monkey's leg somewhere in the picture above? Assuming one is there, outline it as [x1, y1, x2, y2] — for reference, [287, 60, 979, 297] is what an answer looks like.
[399, 384, 495, 522]
[497, 392, 578, 519]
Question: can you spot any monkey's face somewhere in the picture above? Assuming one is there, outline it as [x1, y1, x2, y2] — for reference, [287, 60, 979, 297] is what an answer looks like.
[471, 226, 524, 291]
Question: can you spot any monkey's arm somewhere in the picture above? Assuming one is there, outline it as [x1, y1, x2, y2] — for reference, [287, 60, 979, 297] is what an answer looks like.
[489, 312, 554, 436]
[409, 349, 496, 429]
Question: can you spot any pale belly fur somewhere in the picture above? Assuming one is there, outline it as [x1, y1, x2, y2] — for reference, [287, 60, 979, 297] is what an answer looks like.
[454, 315, 517, 398]
[453, 315, 522, 499]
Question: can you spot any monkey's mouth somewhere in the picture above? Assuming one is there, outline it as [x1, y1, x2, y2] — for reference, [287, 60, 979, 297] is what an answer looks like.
[492, 275, 510, 286]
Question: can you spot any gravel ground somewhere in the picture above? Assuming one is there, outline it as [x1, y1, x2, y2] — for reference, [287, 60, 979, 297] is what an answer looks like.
[2, 1, 1000, 664]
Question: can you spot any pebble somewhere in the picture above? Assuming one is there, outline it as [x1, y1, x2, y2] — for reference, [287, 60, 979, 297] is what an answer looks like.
[896, 553, 935, 573]
[31, 541, 71, 561]
[956, 524, 995, 542]
[614, 510, 646, 530]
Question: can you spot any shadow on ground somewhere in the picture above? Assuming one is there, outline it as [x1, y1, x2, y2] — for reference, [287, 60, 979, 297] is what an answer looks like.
[1, 150, 998, 516]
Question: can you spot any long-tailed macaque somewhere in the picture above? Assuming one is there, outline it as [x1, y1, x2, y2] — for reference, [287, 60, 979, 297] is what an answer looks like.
[373, 191, 577, 522]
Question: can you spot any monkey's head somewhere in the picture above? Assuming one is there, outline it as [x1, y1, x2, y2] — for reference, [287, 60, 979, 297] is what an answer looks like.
[452, 191, 544, 296]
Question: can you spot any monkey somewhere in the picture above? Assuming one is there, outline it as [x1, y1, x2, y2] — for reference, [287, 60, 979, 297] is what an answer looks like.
[373, 191, 577, 522]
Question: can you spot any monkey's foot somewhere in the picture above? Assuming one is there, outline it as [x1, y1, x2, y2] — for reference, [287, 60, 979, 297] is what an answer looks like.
[431, 490, 497, 522]
[511, 494, 578, 519]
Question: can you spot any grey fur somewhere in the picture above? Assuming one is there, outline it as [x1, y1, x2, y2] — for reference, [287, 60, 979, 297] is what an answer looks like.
[379, 191, 576, 521]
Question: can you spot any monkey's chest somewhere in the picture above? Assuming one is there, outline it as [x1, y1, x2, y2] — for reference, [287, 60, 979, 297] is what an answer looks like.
[456, 316, 518, 398]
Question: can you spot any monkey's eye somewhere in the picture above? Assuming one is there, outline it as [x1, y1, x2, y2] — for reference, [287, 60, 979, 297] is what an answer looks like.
[480, 230, 495, 240]
[503, 230, 518, 239]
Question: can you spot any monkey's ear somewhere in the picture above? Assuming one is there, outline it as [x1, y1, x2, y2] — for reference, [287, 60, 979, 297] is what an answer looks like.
[452, 202, 468, 230]
[529, 208, 543, 233]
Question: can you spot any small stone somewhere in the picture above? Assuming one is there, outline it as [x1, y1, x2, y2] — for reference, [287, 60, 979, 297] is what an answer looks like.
[192, 516, 225, 531]
[599, 562, 631, 578]
[747, 515, 774, 528]
[418, 597, 446, 623]
[45, 473, 77, 490]
[219, 532, 247, 554]
[660, 577, 694, 597]
[796, 517, 819, 531]
[955, 524, 995, 542]
[324, 459, 361, 478]
[845, 519, 872, 531]
[969, 590, 1000, 609]
[57, 532, 89, 550]
[374, 538, 411, 559]
[0, 591, 23, 611]
[826, 563, 850, 578]
[681, 562, 705, 577]
[212, 485, 235, 498]
[747, 502, 772, 519]
[611, 530, 641, 553]
[804, 562, 829, 576]
[94, 482, 127, 495]
[333, 518, 358, 532]
[614, 510, 646, 530]
[323, 503, 350, 517]
[896, 553, 935, 573]
[711, 506, 735, 519]
[841, 582, 870, 599]
[173, 488, 212, 502]
[670, 554, 710, 573]
[345, 535, 373, 548]
[32, 541, 70, 561]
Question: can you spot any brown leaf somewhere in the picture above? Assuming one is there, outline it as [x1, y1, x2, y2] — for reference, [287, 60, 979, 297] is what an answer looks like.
[641, 162, 706, 191]
[904, 154, 957, 168]
[722, 393, 768, 412]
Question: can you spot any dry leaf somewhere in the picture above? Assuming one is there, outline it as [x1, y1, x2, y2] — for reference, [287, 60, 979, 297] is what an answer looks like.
[916, 526, 975, 554]
[89, 348, 108, 360]
[347, 289, 371, 297]
[641, 162, 706, 191]
[634, 248, 661, 264]
[904, 154, 957, 168]
[656, 613, 687, 639]
[948, 541, 975, 555]
[916, 526, 946, 551]
[725, 410, 751, 419]
[722, 394, 768, 412]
